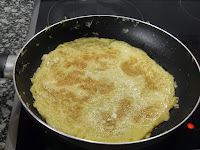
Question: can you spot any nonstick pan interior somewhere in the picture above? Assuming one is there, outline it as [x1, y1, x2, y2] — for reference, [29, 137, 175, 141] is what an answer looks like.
[14, 15, 200, 144]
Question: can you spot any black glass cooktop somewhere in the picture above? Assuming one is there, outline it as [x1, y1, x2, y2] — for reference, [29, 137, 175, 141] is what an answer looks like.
[16, 0, 200, 150]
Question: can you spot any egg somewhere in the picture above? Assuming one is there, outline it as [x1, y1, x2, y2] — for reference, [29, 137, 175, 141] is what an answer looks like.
[30, 37, 178, 143]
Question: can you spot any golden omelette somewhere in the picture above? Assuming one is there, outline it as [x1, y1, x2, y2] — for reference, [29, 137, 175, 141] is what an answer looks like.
[30, 37, 178, 143]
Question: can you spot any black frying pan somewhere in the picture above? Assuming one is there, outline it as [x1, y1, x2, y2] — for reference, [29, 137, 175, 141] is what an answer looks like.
[2, 15, 200, 149]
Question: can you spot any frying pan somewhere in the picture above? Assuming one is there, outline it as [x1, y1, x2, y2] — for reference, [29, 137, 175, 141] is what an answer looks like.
[1, 15, 200, 149]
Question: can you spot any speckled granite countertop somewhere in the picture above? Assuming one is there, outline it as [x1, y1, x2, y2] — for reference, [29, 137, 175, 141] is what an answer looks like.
[0, 0, 35, 149]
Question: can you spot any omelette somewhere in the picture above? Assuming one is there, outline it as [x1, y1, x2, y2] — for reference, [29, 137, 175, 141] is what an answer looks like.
[30, 37, 178, 143]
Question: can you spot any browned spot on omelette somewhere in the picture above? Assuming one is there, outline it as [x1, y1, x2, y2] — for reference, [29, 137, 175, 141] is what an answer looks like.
[117, 98, 132, 119]
[121, 57, 166, 90]
[133, 106, 160, 123]
[65, 60, 87, 69]
[30, 37, 178, 143]
[79, 77, 114, 94]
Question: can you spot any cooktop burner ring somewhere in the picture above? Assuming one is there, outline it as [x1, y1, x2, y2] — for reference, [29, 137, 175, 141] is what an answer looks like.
[46, 0, 145, 26]
[179, 0, 200, 22]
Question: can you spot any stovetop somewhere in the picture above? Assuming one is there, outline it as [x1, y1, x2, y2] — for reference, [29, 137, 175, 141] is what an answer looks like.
[8, 0, 200, 149]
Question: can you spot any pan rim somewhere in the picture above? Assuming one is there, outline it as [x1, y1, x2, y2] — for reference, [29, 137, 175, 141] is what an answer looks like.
[13, 14, 200, 145]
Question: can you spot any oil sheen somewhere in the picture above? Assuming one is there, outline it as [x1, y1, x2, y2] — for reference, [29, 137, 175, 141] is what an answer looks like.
[30, 37, 178, 143]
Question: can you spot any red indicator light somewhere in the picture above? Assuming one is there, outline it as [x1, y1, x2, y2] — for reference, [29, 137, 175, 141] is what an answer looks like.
[187, 123, 195, 129]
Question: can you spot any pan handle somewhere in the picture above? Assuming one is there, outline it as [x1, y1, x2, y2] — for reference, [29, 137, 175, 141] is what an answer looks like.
[0, 54, 16, 78]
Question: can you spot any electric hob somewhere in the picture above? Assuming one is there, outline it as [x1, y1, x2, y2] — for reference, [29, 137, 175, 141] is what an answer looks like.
[5, 0, 200, 150]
